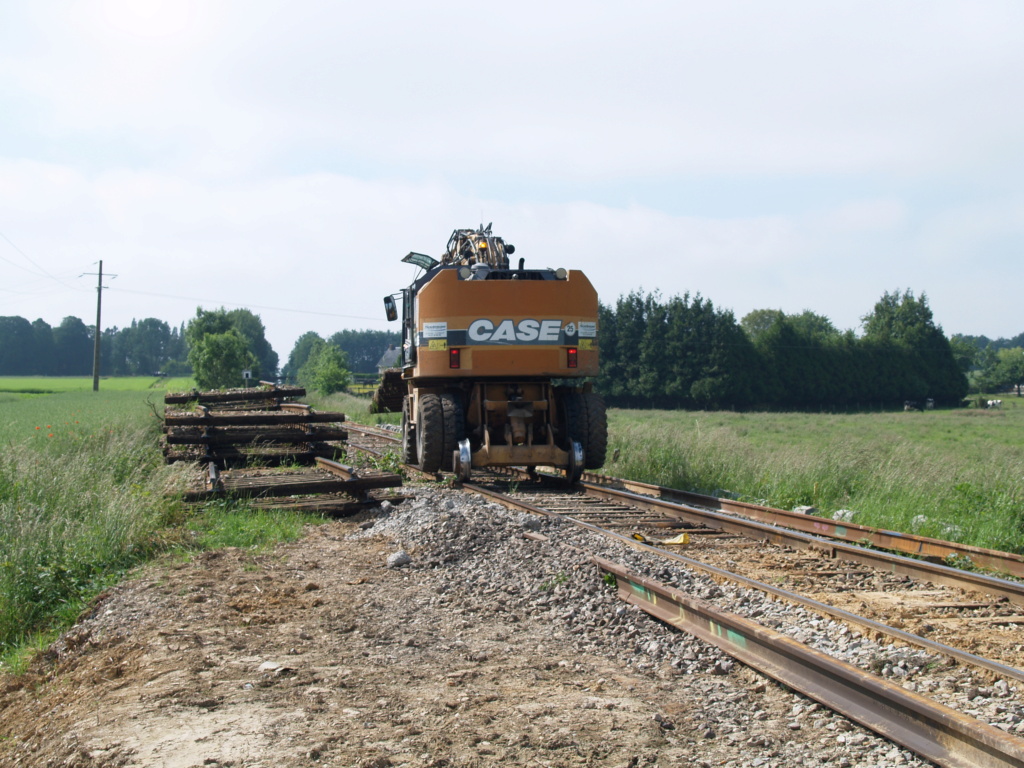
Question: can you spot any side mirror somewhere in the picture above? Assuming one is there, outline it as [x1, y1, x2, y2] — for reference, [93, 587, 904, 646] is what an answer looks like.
[383, 295, 397, 322]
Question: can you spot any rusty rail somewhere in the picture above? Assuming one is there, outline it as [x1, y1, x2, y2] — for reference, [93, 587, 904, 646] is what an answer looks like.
[465, 481, 1024, 683]
[580, 481, 1024, 607]
[598, 558, 1024, 768]
[584, 472, 1024, 579]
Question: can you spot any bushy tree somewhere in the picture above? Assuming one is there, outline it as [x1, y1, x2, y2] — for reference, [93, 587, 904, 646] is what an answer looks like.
[186, 307, 276, 386]
[860, 290, 966, 405]
[298, 341, 350, 394]
[282, 332, 325, 382]
[227, 308, 278, 380]
[188, 330, 254, 389]
[740, 309, 785, 344]
[984, 348, 1024, 395]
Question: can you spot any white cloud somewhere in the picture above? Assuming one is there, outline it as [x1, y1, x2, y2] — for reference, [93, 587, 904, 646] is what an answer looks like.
[2, 0, 1024, 356]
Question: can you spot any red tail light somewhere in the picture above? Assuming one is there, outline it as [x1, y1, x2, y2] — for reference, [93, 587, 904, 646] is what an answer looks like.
[567, 347, 578, 368]
[450, 348, 461, 369]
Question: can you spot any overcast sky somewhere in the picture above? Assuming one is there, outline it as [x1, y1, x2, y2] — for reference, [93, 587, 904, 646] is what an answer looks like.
[2, 1, 1022, 360]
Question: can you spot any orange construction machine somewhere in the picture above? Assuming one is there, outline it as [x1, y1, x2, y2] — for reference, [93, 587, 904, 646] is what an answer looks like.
[381, 224, 607, 481]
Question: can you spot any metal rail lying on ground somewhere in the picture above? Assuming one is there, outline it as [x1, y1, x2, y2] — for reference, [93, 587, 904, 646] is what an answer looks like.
[464, 478, 1024, 767]
[465, 480, 1024, 683]
[580, 481, 1024, 607]
[598, 557, 1024, 768]
[584, 472, 1024, 580]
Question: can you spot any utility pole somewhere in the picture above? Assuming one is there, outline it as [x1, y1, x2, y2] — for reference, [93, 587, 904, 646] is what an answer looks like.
[81, 261, 116, 391]
[92, 260, 103, 391]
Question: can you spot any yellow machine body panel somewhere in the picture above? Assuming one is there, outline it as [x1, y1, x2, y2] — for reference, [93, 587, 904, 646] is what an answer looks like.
[410, 268, 599, 380]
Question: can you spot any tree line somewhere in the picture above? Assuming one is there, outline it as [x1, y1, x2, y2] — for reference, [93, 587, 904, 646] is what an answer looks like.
[8, 291, 1021, 408]
[0, 310, 400, 389]
[0, 315, 189, 377]
[597, 289, 969, 410]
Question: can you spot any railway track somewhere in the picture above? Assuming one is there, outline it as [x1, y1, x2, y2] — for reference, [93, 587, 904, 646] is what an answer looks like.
[344, 421, 1024, 768]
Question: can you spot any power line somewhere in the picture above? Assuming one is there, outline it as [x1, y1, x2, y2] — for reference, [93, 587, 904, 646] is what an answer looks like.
[109, 286, 385, 324]
[0, 232, 92, 292]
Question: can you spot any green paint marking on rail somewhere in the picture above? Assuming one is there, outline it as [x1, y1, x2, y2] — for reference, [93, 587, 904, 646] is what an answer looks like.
[628, 581, 654, 603]
[835, 526, 847, 537]
[707, 620, 748, 649]
[725, 629, 747, 649]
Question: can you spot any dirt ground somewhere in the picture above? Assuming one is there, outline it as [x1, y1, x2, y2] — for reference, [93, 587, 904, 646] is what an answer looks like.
[0, 498, 916, 768]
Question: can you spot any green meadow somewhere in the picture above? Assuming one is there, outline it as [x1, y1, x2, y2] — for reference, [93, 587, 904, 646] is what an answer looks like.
[0, 376, 195, 397]
[604, 399, 1024, 554]
[0, 383, 321, 669]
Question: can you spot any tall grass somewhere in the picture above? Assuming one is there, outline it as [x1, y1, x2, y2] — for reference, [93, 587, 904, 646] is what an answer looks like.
[0, 393, 176, 657]
[606, 407, 1024, 554]
[0, 389, 320, 666]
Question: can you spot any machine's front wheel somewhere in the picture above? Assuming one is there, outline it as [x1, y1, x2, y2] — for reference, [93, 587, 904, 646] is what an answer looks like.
[440, 393, 465, 471]
[416, 393, 445, 472]
[401, 396, 417, 465]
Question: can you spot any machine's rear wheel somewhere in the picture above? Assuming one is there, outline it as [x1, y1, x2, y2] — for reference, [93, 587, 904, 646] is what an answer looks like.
[401, 396, 417, 465]
[440, 393, 465, 471]
[416, 393, 444, 472]
[582, 392, 608, 469]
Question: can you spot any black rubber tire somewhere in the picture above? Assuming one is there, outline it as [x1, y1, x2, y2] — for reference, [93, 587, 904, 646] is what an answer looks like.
[401, 396, 417, 465]
[559, 391, 588, 451]
[440, 393, 465, 471]
[416, 393, 445, 473]
[582, 392, 608, 469]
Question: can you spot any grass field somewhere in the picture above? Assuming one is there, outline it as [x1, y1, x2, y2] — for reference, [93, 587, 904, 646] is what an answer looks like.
[604, 398, 1024, 554]
[0, 376, 196, 396]
[0, 384, 320, 670]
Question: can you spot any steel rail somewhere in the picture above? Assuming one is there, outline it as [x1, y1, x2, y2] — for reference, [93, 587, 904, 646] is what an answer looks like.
[583, 472, 1024, 580]
[597, 557, 1024, 768]
[463, 481, 1024, 766]
[463, 482, 1024, 684]
[579, 481, 1024, 607]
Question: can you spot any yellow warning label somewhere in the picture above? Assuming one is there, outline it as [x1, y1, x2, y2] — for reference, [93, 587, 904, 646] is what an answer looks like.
[580, 339, 594, 350]
[428, 339, 448, 351]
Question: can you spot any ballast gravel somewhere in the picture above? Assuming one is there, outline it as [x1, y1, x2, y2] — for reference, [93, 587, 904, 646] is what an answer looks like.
[359, 487, 1024, 763]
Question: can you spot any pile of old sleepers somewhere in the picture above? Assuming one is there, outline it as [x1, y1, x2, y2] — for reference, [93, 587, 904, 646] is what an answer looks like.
[163, 383, 347, 467]
[163, 382, 405, 516]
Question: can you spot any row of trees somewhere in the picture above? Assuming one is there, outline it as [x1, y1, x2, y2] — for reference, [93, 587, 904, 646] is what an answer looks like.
[281, 329, 400, 380]
[0, 310, 399, 394]
[597, 290, 968, 410]
[277, 329, 400, 395]
[0, 315, 189, 377]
